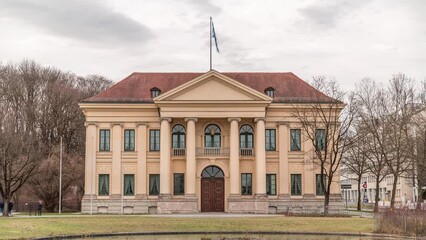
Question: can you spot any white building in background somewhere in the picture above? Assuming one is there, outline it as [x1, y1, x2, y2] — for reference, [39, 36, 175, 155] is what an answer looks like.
[341, 172, 417, 207]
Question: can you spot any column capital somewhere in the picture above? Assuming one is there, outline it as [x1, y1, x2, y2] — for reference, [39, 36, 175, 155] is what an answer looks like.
[254, 117, 265, 123]
[160, 117, 172, 122]
[228, 117, 241, 122]
[84, 122, 97, 127]
[184, 117, 198, 122]
[112, 122, 123, 127]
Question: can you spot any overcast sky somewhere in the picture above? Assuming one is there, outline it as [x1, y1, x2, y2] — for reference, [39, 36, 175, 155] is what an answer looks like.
[0, 0, 425, 90]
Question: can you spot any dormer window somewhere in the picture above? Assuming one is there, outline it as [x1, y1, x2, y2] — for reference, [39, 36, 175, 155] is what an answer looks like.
[265, 87, 275, 98]
[150, 87, 161, 98]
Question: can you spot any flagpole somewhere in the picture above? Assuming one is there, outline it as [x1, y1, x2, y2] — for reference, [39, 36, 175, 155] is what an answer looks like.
[210, 16, 212, 70]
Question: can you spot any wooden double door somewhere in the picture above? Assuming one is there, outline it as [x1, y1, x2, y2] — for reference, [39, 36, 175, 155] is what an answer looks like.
[201, 178, 224, 212]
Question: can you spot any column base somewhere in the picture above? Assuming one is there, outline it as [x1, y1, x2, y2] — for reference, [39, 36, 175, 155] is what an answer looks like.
[135, 194, 148, 200]
[159, 194, 172, 200]
[278, 194, 290, 200]
[185, 193, 198, 199]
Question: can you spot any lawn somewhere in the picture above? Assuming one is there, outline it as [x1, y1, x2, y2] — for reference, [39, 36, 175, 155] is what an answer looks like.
[0, 215, 374, 239]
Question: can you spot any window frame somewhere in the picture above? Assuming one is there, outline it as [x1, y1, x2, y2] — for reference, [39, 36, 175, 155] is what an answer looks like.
[99, 129, 110, 152]
[240, 124, 254, 149]
[172, 124, 186, 149]
[315, 129, 326, 151]
[241, 173, 253, 195]
[266, 174, 276, 195]
[204, 124, 221, 148]
[290, 174, 302, 196]
[265, 129, 276, 151]
[290, 129, 302, 151]
[149, 129, 160, 151]
[98, 174, 110, 196]
[123, 174, 135, 196]
[173, 173, 185, 195]
[316, 174, 326, 196]
[149, 174, 160, 196]
[124, 129, 135, 152]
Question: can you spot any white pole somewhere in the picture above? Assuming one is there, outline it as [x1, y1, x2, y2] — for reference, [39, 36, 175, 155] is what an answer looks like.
[90, 136, 94, 215]
[121, 150, 123, 215]
[59, 137, 63, 214]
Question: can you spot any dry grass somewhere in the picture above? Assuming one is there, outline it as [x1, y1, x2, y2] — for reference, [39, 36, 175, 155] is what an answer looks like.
[0, 215, 374, 239]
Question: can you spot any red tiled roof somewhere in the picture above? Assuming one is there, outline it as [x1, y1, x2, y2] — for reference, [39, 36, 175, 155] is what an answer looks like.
[84, 72, 335, 103]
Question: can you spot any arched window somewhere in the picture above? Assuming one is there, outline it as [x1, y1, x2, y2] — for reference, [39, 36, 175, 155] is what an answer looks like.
[201, 166, 224, 178]
[204, 124, 221, 148]
[240, 124, 254, 148]
[172, 124, 186, 148]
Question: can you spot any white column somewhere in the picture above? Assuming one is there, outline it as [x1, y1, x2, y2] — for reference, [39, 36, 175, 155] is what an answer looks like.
[278, 123, 289, 197]
[136, 123, 147, 198]
[111, 123, 122, 196]
[160, 117, 172, 196]
[185, 118, 197, 197]
[84, 123, 97, 197]
[228, 118, 241, 196]
[255, 118, 266, 196]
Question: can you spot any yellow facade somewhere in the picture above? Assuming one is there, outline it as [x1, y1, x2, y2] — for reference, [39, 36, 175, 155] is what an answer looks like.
[80, 71, 342, 214]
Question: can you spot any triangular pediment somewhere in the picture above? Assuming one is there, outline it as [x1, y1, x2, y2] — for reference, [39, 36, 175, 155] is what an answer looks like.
[154, 70, 272, 102]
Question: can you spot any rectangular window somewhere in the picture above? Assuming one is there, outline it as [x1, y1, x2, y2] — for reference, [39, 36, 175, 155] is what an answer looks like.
[173, 173, 185, 195]
[124, 129, 135, 151]
[290, 129, 301, 151]
[150, 130, 160, 151]
[149, 174, 160, 195]
[316, 174, 326, 195]
[266, 174, 276, 195]
[291, 174, 302, 195]
[315, 129, 326, 151]
[98, 174, 109, 196]
[265, 129, 276, 151]
[241, 173, 252, 195]
[99, 130, 110, 151]
[123, 174, 135, 196]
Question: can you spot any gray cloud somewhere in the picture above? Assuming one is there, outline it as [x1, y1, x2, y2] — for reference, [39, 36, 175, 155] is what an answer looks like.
[298, 1, 368, 29]
[183, 0, 222, 16]
[0, 0, 153, 47]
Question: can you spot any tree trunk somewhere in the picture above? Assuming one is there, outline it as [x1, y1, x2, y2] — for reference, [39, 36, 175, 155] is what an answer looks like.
[357, 176, 362, 211]
[390, 174, 398, 210]
[374, 179, 380, 212]
[2, 198, 10, 217]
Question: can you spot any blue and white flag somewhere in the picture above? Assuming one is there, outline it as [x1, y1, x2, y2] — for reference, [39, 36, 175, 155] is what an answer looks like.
[211, 20, 220, 53]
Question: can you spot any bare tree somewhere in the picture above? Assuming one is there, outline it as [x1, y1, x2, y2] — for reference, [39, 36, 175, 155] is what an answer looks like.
[292, 76, 356, 214]
[0, 61, 44, 217]
[342, 126, 369, 211]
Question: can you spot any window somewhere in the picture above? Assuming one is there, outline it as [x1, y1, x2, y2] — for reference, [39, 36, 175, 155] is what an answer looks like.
[266, 174, 276, 195]
[99, 130, 110, 151]
[201, 166, 224, 178]
[315, 129, 326, 151]
[173, 173, 184, 195]
[241, 173, 252, 195]
[98, 174, 109, 196]
[316, 174, 326, 195]
[123, 174, 135, 196]
[124, 129, 135, 151]
[291, 174, 302, 195]
[150, 130, 160, 151]
[150, 87, 161, 98]
[204, 124, 221, 147]
[265, 129, 276, 151]
[264, 87, 275, 98]
[240, 125, 254, 151]
[149, 174, 160, 195]
[172, 125, 186, 148]
[290, 129, 301, 151]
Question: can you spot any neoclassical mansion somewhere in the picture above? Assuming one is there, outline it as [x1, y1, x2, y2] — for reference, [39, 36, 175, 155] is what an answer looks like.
[79, 70, 342, 214]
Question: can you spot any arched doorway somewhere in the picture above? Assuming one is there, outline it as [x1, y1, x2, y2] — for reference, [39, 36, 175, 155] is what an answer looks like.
[201, 166, 224, 212]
